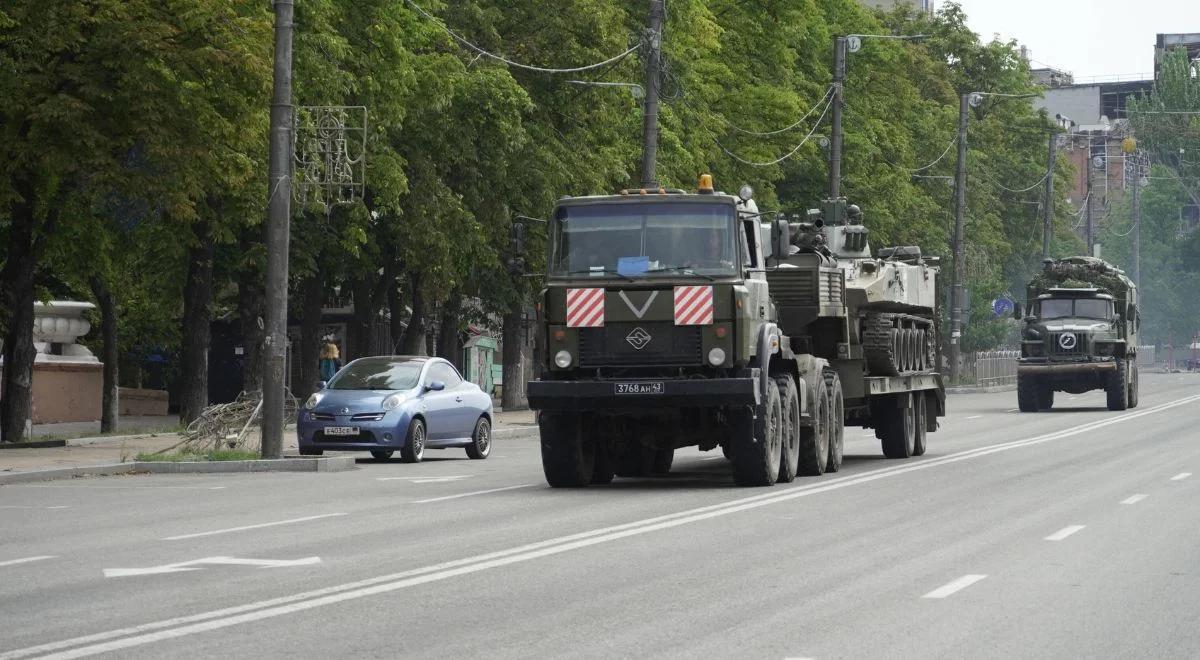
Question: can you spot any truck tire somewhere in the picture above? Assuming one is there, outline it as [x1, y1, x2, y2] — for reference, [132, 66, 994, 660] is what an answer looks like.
[731, 386, 782, 487]
[880, 392, 916, 459]
[1106, 359, 1129, 411]
[1128, 364, 1139, 408]
[1017, 374, 1041, 412]
[591, 442, 615, 485]
[912, 392, 927, 457]
[824, 369, 845, 472]
[776, 376, 801, 483]
[652, 448, 674, 475]
[540, 413, 594, 488]
[797, 379, 830, 477]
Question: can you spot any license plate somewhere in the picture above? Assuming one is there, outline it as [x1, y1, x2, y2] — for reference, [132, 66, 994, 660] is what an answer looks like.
[324, 426, 360, 436]
[614, 382, 664, 395]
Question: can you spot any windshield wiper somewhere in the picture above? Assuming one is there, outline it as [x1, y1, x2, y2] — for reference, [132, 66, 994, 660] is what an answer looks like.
[561, 268, 634, 282]
[645, 266, 715, 281]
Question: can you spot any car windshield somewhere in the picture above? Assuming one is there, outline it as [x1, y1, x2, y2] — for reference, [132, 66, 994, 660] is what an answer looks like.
[1037, 298, 1112, 320]
[327, 360, 423, 390]
[550, 201, 737, 278]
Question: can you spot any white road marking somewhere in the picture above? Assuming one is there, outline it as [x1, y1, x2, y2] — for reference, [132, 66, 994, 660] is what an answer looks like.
[14, 391, 1200, 660]
[1120, 494, 1148, 504]
[965, 415, 982, 420]
[19, 485, 225, 490]
[922, 574, 987, 599]
[1045, 525, 1086, 541]
[0, 505, 69, 510]
[1006, 408, 1020, 412]
[701, 456, 724, 461]
[413, 485, 532, 503]
[161, 513, 347, 541]
[1170, 472, 1192, 481]
[105, 556, 321, 578]
[0, 555, 57, 568]
[375, 475, 470, 483]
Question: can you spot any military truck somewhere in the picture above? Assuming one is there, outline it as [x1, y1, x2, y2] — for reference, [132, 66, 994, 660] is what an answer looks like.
[1016, 257, 1139, 412]
[526, 176, 945, 488]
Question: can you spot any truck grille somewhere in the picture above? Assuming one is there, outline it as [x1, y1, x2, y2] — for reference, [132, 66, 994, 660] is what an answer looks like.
[1048, 332, 1087, 356]
[766, 270, 816, 305]
[578, 322, 702, 367]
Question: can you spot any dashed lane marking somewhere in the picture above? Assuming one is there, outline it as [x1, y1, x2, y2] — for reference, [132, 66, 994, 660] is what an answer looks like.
[1120, 494, 1148, 504]
[161, 513, 347, 541]
[922, 574, 987, 599]
[0, 556, 57, 568]
[1171, 472, 1192, 481]
[412, 485, 532, 504]
[1045, 525, 1086, 541]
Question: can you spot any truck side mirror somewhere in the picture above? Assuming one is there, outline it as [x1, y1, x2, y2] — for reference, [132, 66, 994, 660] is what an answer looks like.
[771, 216, 791, 261]
[1023, 314, 1036, 324]
[1012, 302, 1024, 320]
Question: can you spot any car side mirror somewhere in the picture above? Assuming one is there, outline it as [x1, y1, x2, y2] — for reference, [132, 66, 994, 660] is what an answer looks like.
[315, 381, 327, 391]
[426, 380, 446, 392]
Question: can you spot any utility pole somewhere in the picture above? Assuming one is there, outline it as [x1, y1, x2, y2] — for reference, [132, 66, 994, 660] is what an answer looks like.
[829, 36, 847, 199]
[1085, 135, 1095, 256]
[1131, 166, 1142, 289]
[948, 92, 969, 384]
[1043, 131, 1056, 259]
[261, 0, 294, 460]
[639, 0, 665, 189]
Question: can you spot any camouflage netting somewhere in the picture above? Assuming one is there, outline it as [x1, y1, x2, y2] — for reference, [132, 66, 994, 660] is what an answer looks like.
[1028, 257, 1134, 306]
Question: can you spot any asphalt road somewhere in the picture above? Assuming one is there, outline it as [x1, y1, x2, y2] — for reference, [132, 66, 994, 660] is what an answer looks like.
[2, 372, 1199, 659]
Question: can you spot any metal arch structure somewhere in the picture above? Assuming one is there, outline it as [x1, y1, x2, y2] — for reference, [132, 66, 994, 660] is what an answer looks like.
[293, 106, 367, 210]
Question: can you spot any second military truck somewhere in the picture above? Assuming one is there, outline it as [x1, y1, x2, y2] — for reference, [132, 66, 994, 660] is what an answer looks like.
[1017, 256, 1140, 411]
[526, 176, 945, 487]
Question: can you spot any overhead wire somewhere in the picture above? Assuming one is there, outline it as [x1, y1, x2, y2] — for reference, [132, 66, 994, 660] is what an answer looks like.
[403, 0, 640, 74]
[725, 86, 835, 137]
[908, 133, 958, 173]
[717, 91, 835, 167]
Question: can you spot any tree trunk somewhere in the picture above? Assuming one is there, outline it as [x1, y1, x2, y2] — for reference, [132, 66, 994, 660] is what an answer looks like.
[179, 224, 215, 424]
[387, 278, 405, 354]
[298, 272, 324, 400]
[437, 295, 464, 371]
[400, 273, 427, 355]
[237, 229, 265, 394]
[349, 277, 375, 360]
[501, 307, 529, 411]
[89, 275, 119, 434]
[0, 186, 39, 443]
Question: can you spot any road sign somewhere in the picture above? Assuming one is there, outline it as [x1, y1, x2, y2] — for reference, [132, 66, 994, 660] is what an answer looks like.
[992, 298, 1015, 318]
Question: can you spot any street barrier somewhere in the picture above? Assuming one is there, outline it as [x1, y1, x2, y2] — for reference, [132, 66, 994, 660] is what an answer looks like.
[972, 350, 1019, 386]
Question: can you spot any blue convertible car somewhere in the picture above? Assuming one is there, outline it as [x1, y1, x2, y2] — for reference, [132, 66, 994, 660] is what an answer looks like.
[297, 356, 493, 462]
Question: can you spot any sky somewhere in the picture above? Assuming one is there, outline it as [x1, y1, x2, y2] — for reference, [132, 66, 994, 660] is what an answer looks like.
[948, 0, 1198, 80]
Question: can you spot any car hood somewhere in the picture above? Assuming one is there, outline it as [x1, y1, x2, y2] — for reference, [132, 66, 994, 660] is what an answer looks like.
[311, 388, 415, 414]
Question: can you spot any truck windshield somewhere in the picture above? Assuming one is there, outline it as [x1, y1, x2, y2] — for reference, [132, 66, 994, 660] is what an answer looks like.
[550, 202, 737, 278]
[1037, 298, 1112, 320]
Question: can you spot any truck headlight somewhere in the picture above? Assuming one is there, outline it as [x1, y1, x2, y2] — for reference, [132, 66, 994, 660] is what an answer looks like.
[708, 348, 726, 366]
[554, 350, 573, 368]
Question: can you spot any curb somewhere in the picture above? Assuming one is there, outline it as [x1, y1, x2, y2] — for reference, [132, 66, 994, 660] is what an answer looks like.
[0, 439, 68, 450]
[0, 456, 355, 485]
[947, 384, 1017, 394]
[493, 425, 538, 438]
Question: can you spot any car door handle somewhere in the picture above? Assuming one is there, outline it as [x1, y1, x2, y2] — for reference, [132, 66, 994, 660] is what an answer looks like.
[455, 396, 463, 402]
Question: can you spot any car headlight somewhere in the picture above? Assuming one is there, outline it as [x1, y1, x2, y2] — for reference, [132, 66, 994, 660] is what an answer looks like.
[554, 350, 572, 368]
[304, 393, 322, 410]
[382, 393, 407, 411]
[708, 347, 726, 366]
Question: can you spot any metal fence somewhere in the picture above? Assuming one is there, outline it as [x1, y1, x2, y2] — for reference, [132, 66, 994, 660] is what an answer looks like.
[971, 350, 1020, 386]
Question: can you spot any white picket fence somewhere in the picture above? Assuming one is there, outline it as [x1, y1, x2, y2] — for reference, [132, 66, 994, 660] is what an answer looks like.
[971, 350, 1020, 386]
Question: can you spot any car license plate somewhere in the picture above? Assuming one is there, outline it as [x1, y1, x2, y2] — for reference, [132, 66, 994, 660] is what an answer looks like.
[324, 426, 360, 436]
[614, 382, 664, 395]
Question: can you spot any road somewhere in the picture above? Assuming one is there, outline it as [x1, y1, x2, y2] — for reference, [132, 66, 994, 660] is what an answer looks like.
[2, 372, 1199, 659]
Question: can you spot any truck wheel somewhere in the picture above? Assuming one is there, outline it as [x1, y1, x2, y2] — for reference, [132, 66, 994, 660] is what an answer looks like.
[1037, 384, 1054, 410]
[652, 448, 674, 475]
[731, 386, 782, 487]
[776, 376, 801, 483]
[880, 392, 915, 459]
[540, 413, 594, 487]
[825, 369, 845, 472]
[1017, 374, 1040, 412]
[591, 441, 615, 484]
[912, 392, 927, 457]
[1128, 364, 1139, 408]
[797, 379, 830, 476]
[1106, 359, 1129, 411]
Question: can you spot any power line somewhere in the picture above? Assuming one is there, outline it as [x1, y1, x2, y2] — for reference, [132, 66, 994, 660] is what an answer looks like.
[404, 0, 640, 74]
[718, 92, 835, 167]
[989, 170, 1051, 193]
[908, 133, 958, 173]
[725, 86, 835, 137]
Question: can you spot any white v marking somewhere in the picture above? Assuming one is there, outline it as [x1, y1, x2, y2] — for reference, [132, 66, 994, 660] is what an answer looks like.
[619, 290, 659, 319]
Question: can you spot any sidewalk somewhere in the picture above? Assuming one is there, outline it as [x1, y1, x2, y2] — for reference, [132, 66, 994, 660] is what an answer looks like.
[1, 408, 538, 477]
[32, 415, 182, 440]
